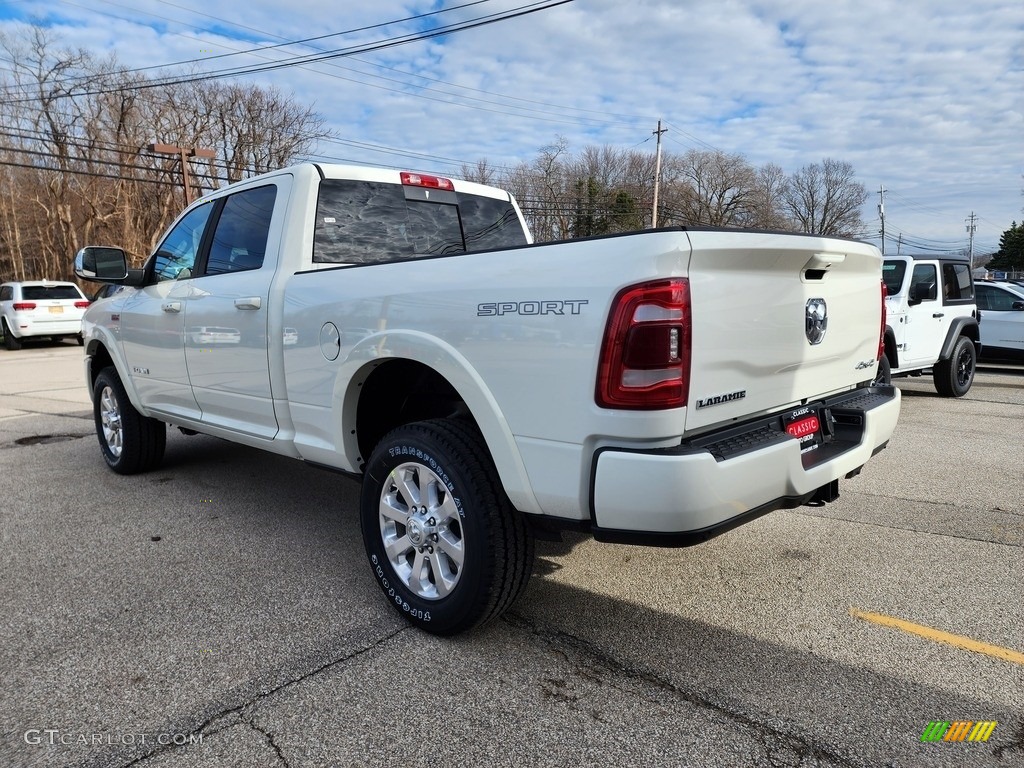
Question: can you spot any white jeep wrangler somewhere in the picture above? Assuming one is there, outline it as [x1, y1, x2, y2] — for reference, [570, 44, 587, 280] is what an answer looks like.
[879, 254, 980, 397]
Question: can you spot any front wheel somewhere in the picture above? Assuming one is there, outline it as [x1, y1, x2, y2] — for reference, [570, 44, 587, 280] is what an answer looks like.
[93, 366, 166, 474]
[360, 419, 534, 635]
[933, 336, 976, 397]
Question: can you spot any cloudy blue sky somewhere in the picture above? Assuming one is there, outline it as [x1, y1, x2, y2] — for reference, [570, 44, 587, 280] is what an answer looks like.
[1, 0, 1021, 254]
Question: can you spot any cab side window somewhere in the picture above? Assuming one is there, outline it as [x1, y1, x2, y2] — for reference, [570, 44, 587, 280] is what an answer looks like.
[153, 203, 214, 283]
[205, 185, 277, 275]
[941, 263, 973, 301]
[909, 264, 937, 301]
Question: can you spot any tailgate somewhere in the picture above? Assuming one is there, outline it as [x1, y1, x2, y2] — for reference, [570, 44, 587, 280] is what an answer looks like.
[685, 231, 882, 433]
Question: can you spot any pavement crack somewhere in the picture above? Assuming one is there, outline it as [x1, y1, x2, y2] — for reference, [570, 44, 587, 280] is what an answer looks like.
[117, 624, 410, 767]
[245, 720, 290, 768]
[504, 612, 862, 768]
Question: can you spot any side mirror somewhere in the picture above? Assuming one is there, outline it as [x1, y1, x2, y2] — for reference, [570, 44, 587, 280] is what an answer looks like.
[908, 281, 937, 305]
[75, 246, 128, 281]
[1012, 301, 1024, 311]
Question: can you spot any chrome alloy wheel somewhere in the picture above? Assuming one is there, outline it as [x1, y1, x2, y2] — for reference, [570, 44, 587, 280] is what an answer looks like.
[379, 462, 465, 600]
[99, 385, 123, 458]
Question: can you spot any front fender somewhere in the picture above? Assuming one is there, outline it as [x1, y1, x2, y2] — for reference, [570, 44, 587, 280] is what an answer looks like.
[83, 331, 143, 414]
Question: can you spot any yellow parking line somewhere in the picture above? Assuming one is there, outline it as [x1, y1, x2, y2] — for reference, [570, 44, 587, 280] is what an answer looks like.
[849, 608, 1024, 666]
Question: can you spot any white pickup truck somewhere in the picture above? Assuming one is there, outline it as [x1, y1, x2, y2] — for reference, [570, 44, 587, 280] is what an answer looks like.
[75, 163, 900, 634]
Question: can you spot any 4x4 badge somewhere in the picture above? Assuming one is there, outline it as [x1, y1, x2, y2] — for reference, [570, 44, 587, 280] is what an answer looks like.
[805, 298, 828, 345]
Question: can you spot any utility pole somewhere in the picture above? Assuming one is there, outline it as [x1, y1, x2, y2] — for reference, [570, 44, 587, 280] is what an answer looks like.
[651, 120, 667, 228]
[877, 185, 886, 255]
[965, 212, 977, 271]
[897, 233, 903, 254]
[150, 143, 216, 205]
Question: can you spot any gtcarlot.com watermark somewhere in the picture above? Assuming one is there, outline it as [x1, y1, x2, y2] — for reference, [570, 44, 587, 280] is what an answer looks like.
[24, 729, 203, 747]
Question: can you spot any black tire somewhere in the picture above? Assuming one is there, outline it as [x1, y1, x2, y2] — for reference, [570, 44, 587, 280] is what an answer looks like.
[76, 333, 85, 347]
[873, 355, 891, 386]
[2, 319, 22, 350]
[360, 419, 534, 635]
[933, 336, 976, 397]
[92, 366, 166, 474]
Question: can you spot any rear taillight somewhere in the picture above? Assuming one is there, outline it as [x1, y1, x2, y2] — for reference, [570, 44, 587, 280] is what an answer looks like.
[597, 279, 691, 409]
[401, 171, 454, 191]
[74, 301, 90, 308]
[12, 302, 36, 311]
[878, 280, 887, 360]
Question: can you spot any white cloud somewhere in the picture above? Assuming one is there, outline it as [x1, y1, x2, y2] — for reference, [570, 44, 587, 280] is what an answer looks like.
[1, 0, 1020, 250]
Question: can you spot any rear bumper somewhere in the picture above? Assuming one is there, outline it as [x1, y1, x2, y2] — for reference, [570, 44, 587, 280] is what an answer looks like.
[8, 317, 84, 338]
[590, 385, 901, 544]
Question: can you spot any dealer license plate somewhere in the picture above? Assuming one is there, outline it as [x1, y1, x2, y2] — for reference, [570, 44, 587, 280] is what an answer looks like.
[784, 408, 822, 454]
[48, 306, 64, 314]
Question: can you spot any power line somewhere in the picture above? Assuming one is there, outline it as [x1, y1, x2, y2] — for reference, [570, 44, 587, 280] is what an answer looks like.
[1, 3, 727, 169]
[0, 0, 576, 105]
[0, 157, 179, 186]
[1, 0, 650, 132]
[31, 0, 497, 85]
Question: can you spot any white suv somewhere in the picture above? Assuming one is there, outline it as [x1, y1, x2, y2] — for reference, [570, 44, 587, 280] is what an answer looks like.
[975, 280, 1024, 361]
[879, 255, 980, 396]
[0, 280, 89, 350]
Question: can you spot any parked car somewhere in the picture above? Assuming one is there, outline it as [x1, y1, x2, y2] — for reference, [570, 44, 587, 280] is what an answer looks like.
[975, 280, 1024, 361]
[0, 280, 89, 349]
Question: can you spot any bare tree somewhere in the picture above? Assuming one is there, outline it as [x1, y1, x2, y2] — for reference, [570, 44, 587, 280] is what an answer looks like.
[504, 136, 572, 242]
[460, 159, 497, 185]
[744, 162, 794, 230]
[202, 82, 329, 185]
[0, 23, 333, 280]
[783, 158, 867, 237]
[662, 149, 757, 227]
[0, 27, 93, 278]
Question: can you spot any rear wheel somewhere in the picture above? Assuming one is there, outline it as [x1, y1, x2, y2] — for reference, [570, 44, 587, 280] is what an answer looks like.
[933, 336, 975, 397]
[360, 419, 534, 635]
[93, 366, 166, 474]
[2, 319, 21, 350]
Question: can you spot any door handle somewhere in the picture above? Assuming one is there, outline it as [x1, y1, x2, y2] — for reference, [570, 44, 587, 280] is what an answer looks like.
[161, 301, 181, 313]
[234, 297, 261, 310]
[932, 312, 944, 318]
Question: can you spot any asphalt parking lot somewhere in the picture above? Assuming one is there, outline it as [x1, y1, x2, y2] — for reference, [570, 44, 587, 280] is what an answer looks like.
[1, 344, 1022, 768]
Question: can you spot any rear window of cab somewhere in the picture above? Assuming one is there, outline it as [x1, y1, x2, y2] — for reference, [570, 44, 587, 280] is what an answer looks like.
[313, 179, 526, 265]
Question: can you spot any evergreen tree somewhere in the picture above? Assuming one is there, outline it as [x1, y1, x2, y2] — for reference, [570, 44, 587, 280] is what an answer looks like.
[987, 221, 1024, 271]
